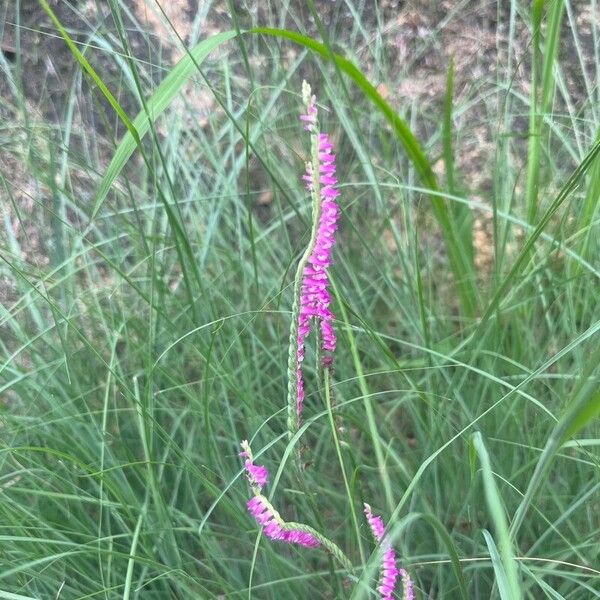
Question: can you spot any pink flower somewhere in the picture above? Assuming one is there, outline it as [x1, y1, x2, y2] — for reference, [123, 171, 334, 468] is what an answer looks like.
[296, 87, 341, 420]
[364, 503, 414, 600]
[241, 442, 320, 548]
[240, 440, 268, 491]
[280, 528, 320, 547]
[246, 491, 320, 548]
[400, 568, 415, 600]
[245, 461, 268, 491]
[299, 91, 318, 131]
[364, 503, 386, 540]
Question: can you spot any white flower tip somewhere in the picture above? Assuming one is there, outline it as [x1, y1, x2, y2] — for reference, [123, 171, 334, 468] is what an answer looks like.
[302, 80, 312, 105]
[240, 440, 252, 458]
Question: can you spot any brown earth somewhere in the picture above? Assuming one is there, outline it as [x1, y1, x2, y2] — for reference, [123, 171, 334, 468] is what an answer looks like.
[1, 0, 597, 291]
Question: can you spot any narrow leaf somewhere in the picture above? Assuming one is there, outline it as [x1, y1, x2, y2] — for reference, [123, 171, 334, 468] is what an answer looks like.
[92, 30, 237, 219]
[39, 0, 139, 147]
[473, 432, 522, 600]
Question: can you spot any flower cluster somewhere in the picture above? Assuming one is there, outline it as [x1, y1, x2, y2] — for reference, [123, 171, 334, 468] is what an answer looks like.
[364, 504, 414, 600]
[296, 84, 341, 419]
[299, 84, 317, 131]
[239, 440, 268, 491]
[241, 441, 320, 548]
[239, 83, 415, 600]
[247, 496, 320, 548]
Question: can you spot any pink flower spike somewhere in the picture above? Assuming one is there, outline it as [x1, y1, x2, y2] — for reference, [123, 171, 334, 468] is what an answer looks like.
[379, 547, 400, 600]
[300, 82, 318, 131]
[245, 462, 268, 490]
[364, 503, 386, 541]
[240, 440, 269, 491]
[293, 81, 341, 426]
[400, 568, 415, 600]
[240, 440, 322, 550]
[246, 496, 282, 539]
[364, 503, 406, 600]
[246, 495, 321, 548]
[281, 528, 321, 548]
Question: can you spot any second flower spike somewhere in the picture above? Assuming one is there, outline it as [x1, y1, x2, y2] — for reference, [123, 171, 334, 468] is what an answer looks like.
[364, 503, 414, 600]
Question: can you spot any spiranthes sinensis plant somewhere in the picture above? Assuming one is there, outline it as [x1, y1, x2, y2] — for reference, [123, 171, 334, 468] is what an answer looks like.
[239, 82, 414, 599]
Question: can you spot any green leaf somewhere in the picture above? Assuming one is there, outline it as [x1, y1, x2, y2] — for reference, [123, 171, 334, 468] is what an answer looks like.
[443, 57, 457, 195]
[575, 131, 600, 265]
[38, 0, 139, 147]
[482, 529, 514, 600]
[0, 591, 40, 600]
[92, 30, 237, 220]
[525, 0, 565, 223]
[252, 27, 477, 318]
[561, 386, 600, 442]
[473, 432, 522, 600]
[417, 513, 469, 600]
[443, 56, 473, 267]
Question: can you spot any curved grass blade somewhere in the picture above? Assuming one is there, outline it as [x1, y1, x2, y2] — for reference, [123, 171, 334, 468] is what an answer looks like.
[473, 432, 522, 600]
[38, 0, 139, 147]
[416, 513, 469, 600]
[252, 27, 477, 318]
[92, 30, 237, 220]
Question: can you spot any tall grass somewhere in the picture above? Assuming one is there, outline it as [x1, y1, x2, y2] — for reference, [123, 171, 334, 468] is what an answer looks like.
[1, 1, 599, 598]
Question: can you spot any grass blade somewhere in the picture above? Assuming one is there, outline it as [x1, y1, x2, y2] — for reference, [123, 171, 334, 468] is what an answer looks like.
[510, 343, 600, 539]
[92, 30, 237, 219]
[473, 432, 522, 600]
[38, 0, 140, 146]
[479, 135, 600, 328]
[524, 0, 565, 224]
[443, 56, 473, 266]
[251, 27, 478, 318]
[482, 529, 514, 600]
[417, 513, 469, 600]
[443, 57, 457, 196]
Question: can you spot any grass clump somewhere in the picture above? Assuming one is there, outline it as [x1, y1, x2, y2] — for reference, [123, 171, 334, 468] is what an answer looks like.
[1, 1, 599, 598]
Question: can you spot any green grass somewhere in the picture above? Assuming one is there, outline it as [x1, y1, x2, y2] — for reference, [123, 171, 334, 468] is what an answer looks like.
[1, 1, 599, 598]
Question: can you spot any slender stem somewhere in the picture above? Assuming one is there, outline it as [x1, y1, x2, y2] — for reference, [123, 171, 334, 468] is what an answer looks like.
[324, 368, 366, 566]
[287, 128, 323, 436]
[284, 521, 354, 573]
[331, 278, 395, 513]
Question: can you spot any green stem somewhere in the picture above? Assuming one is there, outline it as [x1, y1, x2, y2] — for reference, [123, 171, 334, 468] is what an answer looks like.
[284, 521, 354, 573]
[287, 127, 323, 437]
[324, 369, 366, 565]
